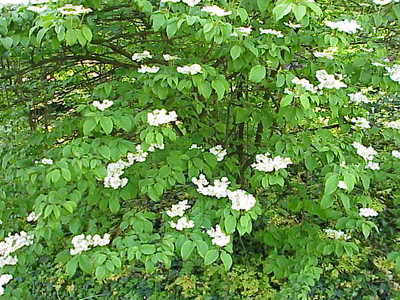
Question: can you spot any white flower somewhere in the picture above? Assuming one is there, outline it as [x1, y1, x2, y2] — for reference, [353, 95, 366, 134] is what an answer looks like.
[207, 225, 230, 247]
[170, 217, 194, 231]
[359, 207, 378, 217]
[92, 100, 113, 111]
[148, 143, 164, 152]
[147, 109, 177, 126]
[392, 150, 400, 159]
[177, 64, 202, 75]
[91, 233, 111, 247]
[163, 54, 180, 61]
[27, 5, 48, 13]
[251, 153, 292, 173]
[291, 77, 318, 93]
[385, 65, 400, 83]
[373, 0, 393, 4]
[313, 47, 337, 60]
[337, 181, 348, 190]
[260, 28, 284, 37]
[209, 145, 227, 161]
[26, 212, 39, 222]
[166, 200, 191, 217]
[316, 70, 347, 89]
[57, 4, 92, 15]
[351, 117, 370, 129]
[189, 144, 204, 150]
[70, 233, 111, 255]
[284, 21, 301, 29]
[201, 5, 231, 16]
[182, 0, 201, 6]
[0, 231, 34, 269]
[365, 161, 380, 170]
[348, 92, 372, 104]
[352, 142, 377, 161]
[192, 174, 230, 198]
[324, 229, 350, 240]
[372, 62, 386, 67]
[227, 189, 256, 211]
[0, 274, 12, 296]
[231, 26, 252, 37]
[138, 65, 160, 74]
[191, 173, 209, 187]
[131, 50, 152, 62]
[386, 120, 400, 130]
[161, 0, 180, 2]
[40, 158, 53, 165]
[324, 19, 362, 34]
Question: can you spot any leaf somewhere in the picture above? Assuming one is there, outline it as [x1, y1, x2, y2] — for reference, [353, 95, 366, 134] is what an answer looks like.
[362, 223, 371, 239]
[66, 258, 78, 277]
[211, 79, 225, 100]
[152, 14, 166, 31]
[49, 169, 61, 183]
[0, 37, 13, 49]
[320, 194, 333, 209]
[280, 94, 293, 107]
[257, 0, 269, 12]
[61, 168, 71, 182]
[65, 28, 77, 46]
[141, 244, 156, 255]
[339, 194, 350, 210]
[109, 197, 120, 213]
[230, 45, 242, 60]
[249, 65, 266, 83]
[273, 3, 292, 21]
[181, 240, 195, 260]
[196, 240, 208, 258]
[83, 118, 97, 135]
[204, 249, 219, 265]
[81, 25, 93, 42]
[224, 214, 236, 234]
[95, 266, 107, 280]
[100, 117, 113, 135]
[220, 251, 232, 270]
[300, 95, 310, 110]
[292, 4, 307, 22]
[79, 255, 93, 274]
[99, 145, 111, 159]
[324, 174, 338, 195]
[166, 22, 178, 39]
[234, 107, 251, 123]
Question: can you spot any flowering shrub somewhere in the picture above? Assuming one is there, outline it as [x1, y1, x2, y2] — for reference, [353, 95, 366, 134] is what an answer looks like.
[0, 0, 400, 298]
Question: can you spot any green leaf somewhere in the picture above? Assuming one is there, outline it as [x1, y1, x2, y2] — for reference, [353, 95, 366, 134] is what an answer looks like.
[211, 79, 226, 100]
[152, 14, 166, 31]
[273, 3, 292, 21]
[321, 194, 333, 209]
[196, 240, 208, 258]
[49, 169, 61, 183]
[234, 107, 251, 123]
[65, 29, 77, 46]
[224, 214, 236, 234]
[141, 244, 156, 255]
[280, 94, 294, 107]
[61, 168, 72, 182]
[257, 0, 269, 12]
[324, 174, 338, 195]
[230, 45, 242, 60]
[99, 145, 111, 159]
[362, 223, 371, 239]
[249, 65, 266, 83]
[166, 22, 178, 39]
[79, 255, 93, 274]
[109, 197, 120, 213]
[181, 240, 195, 260]
[83, 118, 97, 135]
[95, 266, 107, 280]
[100, 117, 113, 135]
[0, 37, 13, 49]
[220, 251, 232, 270]
[81, 25, 93, 42]
[66, 258, 78, 277]
[300, 95, 310, 110]
[204, 249, 219, 265]
[292, 4, 307, 22]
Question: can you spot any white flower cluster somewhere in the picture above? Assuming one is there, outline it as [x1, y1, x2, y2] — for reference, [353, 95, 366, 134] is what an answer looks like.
[40, 158, 53, 165]
[192, 174, 256, 211]
[337, 181, 348, 190]
[291, 77, 318, 93]
[392, 150, 400, 159]
[166, 200, 191, 217]
[201, 5, 231, 16]
[324, 19, 362, 34]
[284, 21, 301, 29]
[373, 0, 398, 5]
[352, 142, 377, 161]
[323, 229, 350, 240]
[386, 120, 400, 130]
[359, 208, 378, 217]
[131, 50, 152, 62]
[231, 27, 252, 37]
[27, 5, 48, 13]
[26, 212, 39, 222]
[161, 0, 201, 6]
[177, 64, 202, 75]
[0, 274, 12, 296]
[316, 70, 347, 89]
[147, 109, 178, 126]
[163, 54, 180, 61]
[365, 161, 380, 170]
[70, 233, 111, 255]
[104, 144, 163, 189]
[351, 117, 370, 129]
[348, 92, 372, 104]
[251, 153, 293, 173]
[209, 145, 227, 161]
[57, 4, 92, 15]
[138, 65, 160, 74]
[207, 225, 230, 247]
[170, 217, 195, 231]
[385, 65, 400, 83]
[0, 231, 34, 269]
[313, 47, 337, 60]
[92, 100, 113, 111]
[260, 28, 284, 37]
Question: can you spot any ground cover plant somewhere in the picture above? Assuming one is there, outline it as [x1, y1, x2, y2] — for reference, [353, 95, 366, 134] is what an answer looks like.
[0, 0, 400, 299]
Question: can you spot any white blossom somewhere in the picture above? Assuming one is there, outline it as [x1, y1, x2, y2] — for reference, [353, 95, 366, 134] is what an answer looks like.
[92, 100, 113, 111]
[207, 225, 230, 247]
[385, 65, 400, 83]
[313, 47, 337, 60]
[0, 274, 12, 296]
[392, 150, 400, 159]
[193, 176, 230, 198]
[0, 231, 34, 268]
[227, 189, 256, 211]
[131, 50, 152, 62]
[209, 145, 227, 161]
[170, 217, 194, 231]
[352, 142, 377, 161]
[251, 153, 292, 173]
[260, 28, 284, 37]
[182, 0, 201, 6]
[161, 0, 180, 2]
[365, 161, 380, 170]
[166, 200, 191, 217]
[359, 207, 378, 217]
[26, 212, 39, 222]
[351, 117, 371, 129]
[231, 26, 252, 37]
[40, 158, 53, 165]
[284, 21, 301, 29]
[148, 143, 164, 152]
[57, 4, 92, 15]
[163, 54, 180, 61]
[348, 92, 372, 104]
[177, 64, 202, 75]
[373, 0, 393, 5]
[324, 19, 362, 34]
[324, 229, 350, 240]
[70, 233, 111, 255]
[138, 65, 160, 74]
[291, 77, 318, 93]
[316, 70, 347, 89]
[337, 181, 348, 190]
[27, 5, 47, 13]
[201, 5, 231, 17]
[385, 120, 400, 130]
[147, 109, 177, 126]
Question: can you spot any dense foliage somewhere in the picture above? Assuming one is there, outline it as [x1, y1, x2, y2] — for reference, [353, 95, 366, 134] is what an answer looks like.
[0, 0, 400, 298]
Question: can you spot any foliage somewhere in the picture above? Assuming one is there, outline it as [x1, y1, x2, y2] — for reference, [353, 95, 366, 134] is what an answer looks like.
[1, 0, 400, 298]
